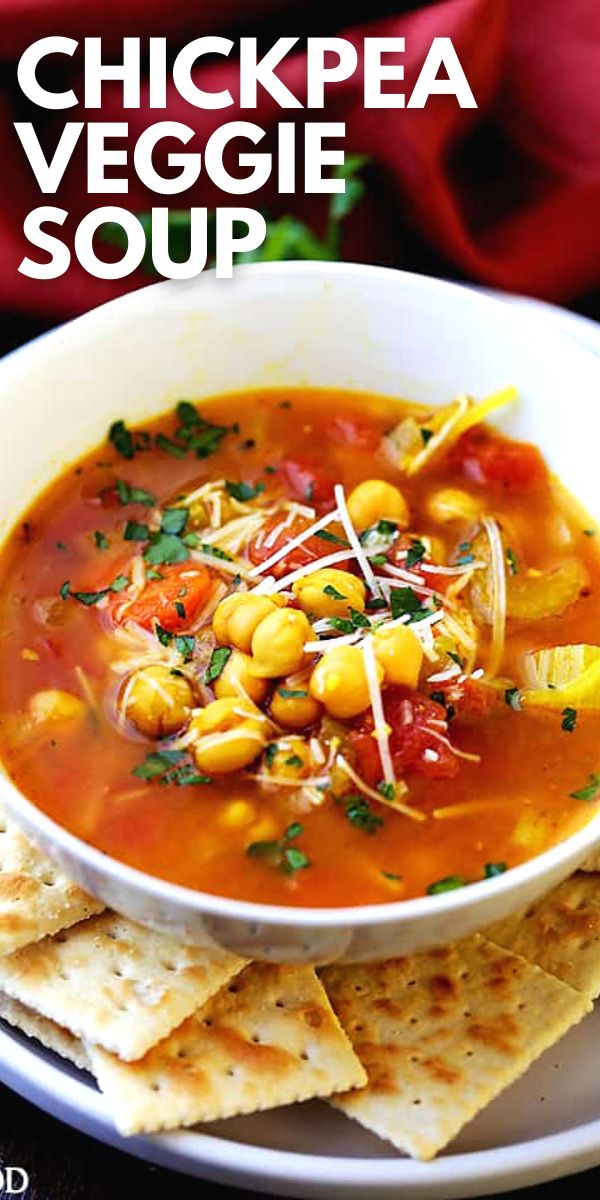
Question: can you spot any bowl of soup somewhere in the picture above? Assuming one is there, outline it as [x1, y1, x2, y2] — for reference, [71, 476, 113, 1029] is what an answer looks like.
[0, 262, 599, 962]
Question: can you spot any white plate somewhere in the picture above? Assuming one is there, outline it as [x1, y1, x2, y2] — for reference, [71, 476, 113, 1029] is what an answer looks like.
[2, 291, 600, 1199]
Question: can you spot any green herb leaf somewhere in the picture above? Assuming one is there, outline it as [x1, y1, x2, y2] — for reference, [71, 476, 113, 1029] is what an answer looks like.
[155, 625, 172, 648]
[174, 634, 195, 661]
[284, 822, 303, 841]
[176, 401, 200, 427]
[390, 587, 428, 623]
[69, 588, 109, 606]
[506, 547, 519, 575]
[93, 530, 109, 550]
[314, 530, 349, 546]
[344, 796, 384, 835]
[570, 772, 600, 802]
[109, 419, 134, 460]
[583, 529, 597, 538]
[116, 480, 156, 508]
[420, 428, 434, 445]
[155, 433, 187, 458]
[277, 688, 308, 699]
[323, 583, 347, 600]
[124, 520, 150, 542]
[328, 608, 370, 635]
[143, 532, 189, 566]
[484, 862, 507, 878]
[427, 875, 467, 895]
[284, 755, 304, 768]
[59, 580, 70, 600]
[199, 543, 233, 562]
[174, 600, 186, 620]
[284, 847, 310, 872]
[161, 508, 188, 536]
[382, 870, 402, 881]
[264, 742, 279, 768]
[504, 687, 522, 711]
[225, 480, 265, 502]
[405, 538, 426, 569]
[111, 574, 129, 593]
[377, 781, 395, 802]
[133, 749, 210, 786]
[204, 646, 232, 684]
[561, 707, 577, 732]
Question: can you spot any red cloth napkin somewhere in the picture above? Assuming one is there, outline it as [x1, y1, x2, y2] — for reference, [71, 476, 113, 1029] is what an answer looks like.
[1, 0, 600, 317]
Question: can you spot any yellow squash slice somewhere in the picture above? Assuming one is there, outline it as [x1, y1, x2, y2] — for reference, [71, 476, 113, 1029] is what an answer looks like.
[521, 644, 600, 709]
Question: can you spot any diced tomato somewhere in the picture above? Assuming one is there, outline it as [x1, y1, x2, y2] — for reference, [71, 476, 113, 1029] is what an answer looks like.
[351, 687, 459, 782]
[108, 562, 213, 632]
[248, 513, 349, 579]
[452, 428, 548, 491]
[279, 459, 335, 507]
[429, 677, 499, 720]
[325, 416, 381, 452]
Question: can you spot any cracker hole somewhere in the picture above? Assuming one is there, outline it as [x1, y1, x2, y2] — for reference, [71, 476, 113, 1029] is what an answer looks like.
[300, 1051, 309, 1061]
[203, 1018, 213, 1028]
[412, 1099, 422, 1106]
[275, 1000, 285, 1009]
[463, 1010, 472, 1019]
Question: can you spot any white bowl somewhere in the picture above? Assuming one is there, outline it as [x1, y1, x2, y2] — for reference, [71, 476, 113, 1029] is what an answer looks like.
[1, 262, 599, 963]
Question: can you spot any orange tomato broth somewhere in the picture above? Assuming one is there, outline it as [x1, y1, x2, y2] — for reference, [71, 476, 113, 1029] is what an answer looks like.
[0, 386, 598, 909]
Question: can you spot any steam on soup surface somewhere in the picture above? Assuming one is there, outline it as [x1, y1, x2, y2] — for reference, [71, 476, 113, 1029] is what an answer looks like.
[0, 387, 598, 907]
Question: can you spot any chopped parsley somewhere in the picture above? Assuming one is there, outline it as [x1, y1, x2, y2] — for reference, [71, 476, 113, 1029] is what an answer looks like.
[246, 822, 310, 874]
[504, 686, 522, 711]
[583, 529, 597, 538]
[561, 707, 577, 733]
[447, 650, 464, 669]
[570, 772, 600, 802]
[323, 583, 347, 600]
[315, 529, 349, 546]
[420, 427, 434, 445]
[156, 624, 172, 648]
[382, 870, 402, 881]
[344, 796, 384, 834]
[405, 538, 426, 569]
[109, 419, 134, 460]
[175, 634, 195, 661]
[174, 402, 230, 459]
[264, 742, 279, 768]
[427, 875, 467, 895]
[60, 577, 127, 606]
[155, 433, 187, 458]
[390, 586, 430, 623]
[204, 646, 232, 684]
[199, 543, 233, 562]
[133, 749, 210, 786]
[93, 530, 109, 550]
[277, 688, 308, 699]
[328, 608, 370, 634]
[143, 531, 189, 566]
[174, 601, 186, 620]
[124, 520, 150, 542]
[225, 480, 265, 502]
[116, 479, 156, 508]
[484, 862, 507, 878]
[377, 781, 395, 802]
[161, 508, 188, 536]
[285, 754, 304, 769]
[505, 547, 519, 575]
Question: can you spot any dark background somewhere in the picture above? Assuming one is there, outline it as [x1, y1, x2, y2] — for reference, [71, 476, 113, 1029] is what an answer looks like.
[2, 0, 600, 1186]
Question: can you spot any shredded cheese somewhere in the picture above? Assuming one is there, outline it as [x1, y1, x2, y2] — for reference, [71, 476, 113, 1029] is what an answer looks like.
[333, 484, 381, 599]
[253, 548, 357, 595]
[482, 515, 506, 679]
[248, 508, 341, 578]
[405, 394, 470, 476]
[335, 754, 425, 822]
[362, 635, 395, 787]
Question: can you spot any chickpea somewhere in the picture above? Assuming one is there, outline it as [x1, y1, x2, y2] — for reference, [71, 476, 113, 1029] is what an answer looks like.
[29, 689, 86, 724]
[347, 480, 409, 532]
[220, 799, 256, 828]
[293, 568, 365, 620]
[121, 665, 194, 739]
[251, 608, 312, 679]
[270, 673, 322, 729]
[264, 736, 312, 779]
[212, 593, 285, 653]
[373, 624, 423, 688]
[190, 697, 267, 773]
[427, 488, 481, 525]
[310, 645, 382, 718]
[213, 649, 268, 705]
